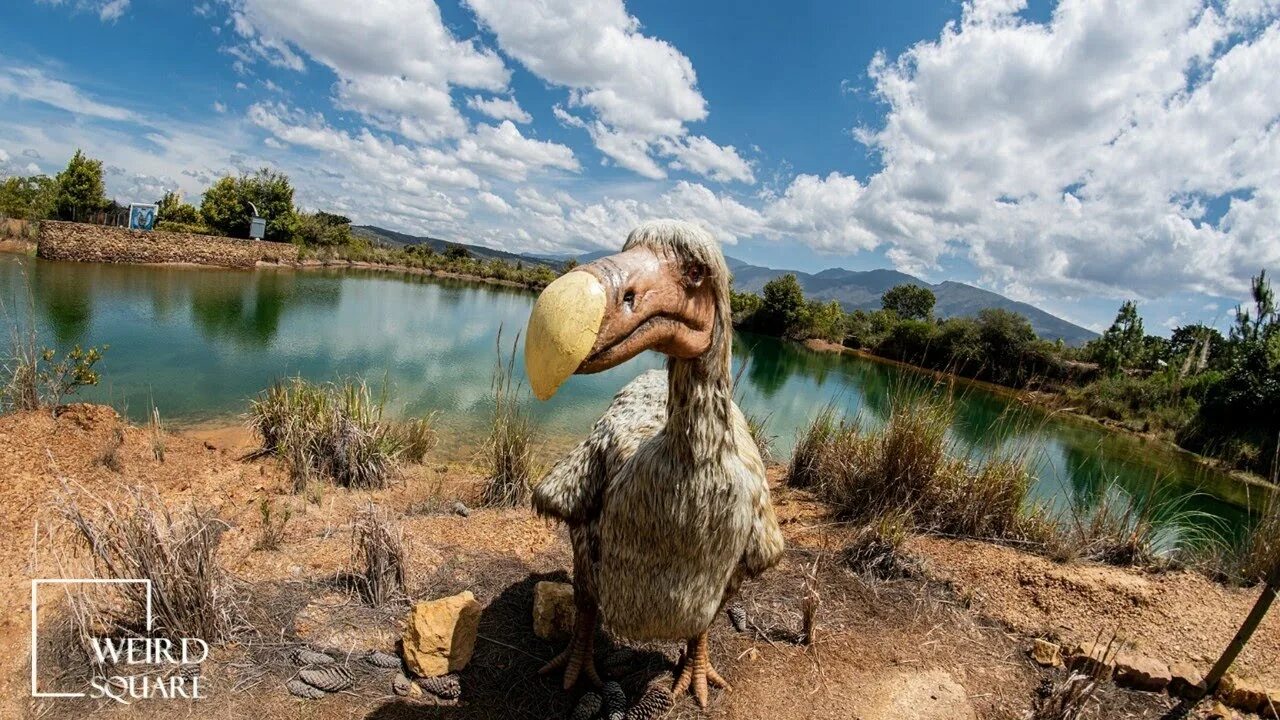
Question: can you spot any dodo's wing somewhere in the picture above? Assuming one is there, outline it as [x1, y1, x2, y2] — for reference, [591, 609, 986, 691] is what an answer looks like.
[531, 369, 667, 525]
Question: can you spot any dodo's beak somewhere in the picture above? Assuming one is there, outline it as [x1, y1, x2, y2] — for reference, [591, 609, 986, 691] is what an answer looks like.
[525, 245, 716, 400]
[525, 270, 607, 401]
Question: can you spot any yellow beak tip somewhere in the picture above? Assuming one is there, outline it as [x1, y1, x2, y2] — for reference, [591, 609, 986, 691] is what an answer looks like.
[524, 271, 606, 401]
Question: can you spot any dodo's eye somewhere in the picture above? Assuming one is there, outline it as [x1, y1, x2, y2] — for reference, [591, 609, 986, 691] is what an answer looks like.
[685, 264, 705, 287]
[623, 290, 636, 308]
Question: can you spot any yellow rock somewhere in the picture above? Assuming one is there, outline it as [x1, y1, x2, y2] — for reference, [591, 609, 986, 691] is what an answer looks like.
[402, 591, 482, 677]
[532, 581, 576, 641]
[1030, 639, 1062, 668]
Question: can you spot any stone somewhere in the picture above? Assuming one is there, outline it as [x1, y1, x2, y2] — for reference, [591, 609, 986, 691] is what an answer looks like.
[1113, 653, 1171, 692]
[1218, 673, 1268, 714]
[1066, 641, 1117, 679]
[1030, 639, 1062, 667]
[402, 591, 482, 677]
[1205, 700, 1238, 719]
[451, 501, 471, 517]
[532, 581, 576, 641]
[37, 220, 299, 268]
[1167, 662, 1207, 699]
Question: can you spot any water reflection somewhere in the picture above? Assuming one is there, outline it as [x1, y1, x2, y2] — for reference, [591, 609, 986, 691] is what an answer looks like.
[0, 254, 1254, 533]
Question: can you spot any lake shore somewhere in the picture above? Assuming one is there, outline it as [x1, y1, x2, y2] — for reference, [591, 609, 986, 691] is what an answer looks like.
[801, 338, 1277, 497]
[4, 402, 1278, 719]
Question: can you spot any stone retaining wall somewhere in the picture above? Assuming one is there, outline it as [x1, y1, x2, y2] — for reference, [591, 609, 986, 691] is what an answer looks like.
[37, 220, 298, 268]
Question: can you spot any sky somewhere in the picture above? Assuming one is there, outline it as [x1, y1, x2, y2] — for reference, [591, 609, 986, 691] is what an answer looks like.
[1, 0, 1278, 334]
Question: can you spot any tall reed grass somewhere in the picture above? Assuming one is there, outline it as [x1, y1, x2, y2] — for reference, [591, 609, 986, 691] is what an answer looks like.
[480, 332, 534, 507]
[249, 376, 434, 489]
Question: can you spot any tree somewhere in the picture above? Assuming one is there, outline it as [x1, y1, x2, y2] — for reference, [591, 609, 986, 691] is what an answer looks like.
[294, 210, 354, 247]
[753, 274, 806, 337]
[798, 299, 848, 343]
[199, 168, 299, 242]
[444, 246, 471, 261]
[0, 175, 57, 220]
[881, 284, 936, 321]
[1092, 300, 1146, 373]
[54, 150, 107, 220]
[156, 190, 200, 224]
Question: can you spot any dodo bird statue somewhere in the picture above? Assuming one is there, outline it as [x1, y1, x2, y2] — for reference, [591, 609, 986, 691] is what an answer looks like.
[524, 219, 785, 707]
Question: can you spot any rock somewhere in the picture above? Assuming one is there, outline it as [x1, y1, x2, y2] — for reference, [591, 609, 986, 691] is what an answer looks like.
[1167, 662, 1207, 699]
[451, 501, 471, 517]
[1218, 673, 1268, 714]
[1066, 641, 1116, 679]
[1030, 639, 1062, 667]
[1205, 700, 1239, 719]
[402, 591, 482, 677]
[532, 581, 576, 641]
[1113, 653, 1171, 692]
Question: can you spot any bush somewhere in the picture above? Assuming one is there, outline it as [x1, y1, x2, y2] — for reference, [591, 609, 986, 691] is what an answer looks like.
[249, 377, 418, 489]
[154, 220, 216, 235]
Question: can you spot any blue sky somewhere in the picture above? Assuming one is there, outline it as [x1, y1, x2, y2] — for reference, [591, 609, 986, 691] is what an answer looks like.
[1, 0, 1277, 335]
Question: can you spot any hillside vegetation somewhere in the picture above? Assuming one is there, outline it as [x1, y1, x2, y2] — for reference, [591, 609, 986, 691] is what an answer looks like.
[734, 271, 1280, 476]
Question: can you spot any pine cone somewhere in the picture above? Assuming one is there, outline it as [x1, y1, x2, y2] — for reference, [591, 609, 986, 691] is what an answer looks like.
[571, 691, 602, 720]
[299, 665, 355, 692]
[292, 647, 336, 666]
[727, 603, 747, 632]
[416, 674, 462, 699]
[624, 682, 673, 720]
[603, 646, 635, 672]
[391, 672, 416, 697]
[602, 681, 627, 719]
[286, 679, 327, 700]
[365, 650, 402, 669]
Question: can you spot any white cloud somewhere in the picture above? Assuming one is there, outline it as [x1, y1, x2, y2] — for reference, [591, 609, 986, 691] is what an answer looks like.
[466, 0, 753, 184]
[454, 121, 579, 181]
[98, 0, 129, 21]
[467, 95, 532, 124]
[0, 66, 135, 122]
[230, 0, 508, 139]
[38, 0, 130, 22]
[476, 191, 513, 215]
[212, 101, 227, 114]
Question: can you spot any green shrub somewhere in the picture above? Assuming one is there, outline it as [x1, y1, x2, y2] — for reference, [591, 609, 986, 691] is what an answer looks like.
[249, 377, 422, 489]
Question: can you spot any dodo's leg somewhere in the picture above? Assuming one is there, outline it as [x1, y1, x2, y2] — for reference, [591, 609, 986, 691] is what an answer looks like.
[539, 600, 602, 689]
[673, 631, 731, 708]
[540, 526, 602, 689]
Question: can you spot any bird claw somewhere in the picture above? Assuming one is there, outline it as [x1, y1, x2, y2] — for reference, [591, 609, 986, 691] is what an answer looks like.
[539, 607, 601, 689]
[672, 632, 731, 708]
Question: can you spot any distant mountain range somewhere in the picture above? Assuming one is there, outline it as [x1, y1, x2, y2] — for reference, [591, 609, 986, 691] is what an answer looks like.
[357, 225, 1097, 346]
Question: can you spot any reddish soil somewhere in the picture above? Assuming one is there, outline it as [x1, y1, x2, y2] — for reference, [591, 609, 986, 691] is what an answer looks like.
[2, 406, 1272, 719]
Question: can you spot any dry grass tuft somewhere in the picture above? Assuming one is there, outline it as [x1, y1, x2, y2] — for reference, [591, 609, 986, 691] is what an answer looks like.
[841, 510, 918, 580]
[792, 391, 1034, 540]
[253, 497, 292, 551]
[148, 404, 165, 462]
[1239, 494, 1280, 585]
[1027, 672, 1101, 720]
[59, 486, 245, 642]
[352, 503, 407, 606]
[745, 410, 776, 464]
[250, 376, 429, 489]
[97, 425, 125, 473]
[481, 332, 534, 507]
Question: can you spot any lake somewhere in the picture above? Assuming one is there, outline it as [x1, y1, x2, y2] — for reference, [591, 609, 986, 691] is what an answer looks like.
[0, 253, 1258, 538]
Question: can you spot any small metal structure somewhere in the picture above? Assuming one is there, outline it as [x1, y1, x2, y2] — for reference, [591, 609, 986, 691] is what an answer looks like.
[247, 201, 266, 240]
[128, 203, 158, 231]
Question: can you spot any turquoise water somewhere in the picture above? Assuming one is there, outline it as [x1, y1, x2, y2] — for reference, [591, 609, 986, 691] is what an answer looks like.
[0, 253, 1257, 535]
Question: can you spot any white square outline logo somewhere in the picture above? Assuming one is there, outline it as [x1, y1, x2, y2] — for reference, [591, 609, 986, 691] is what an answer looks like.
[30, 579, 154, 698]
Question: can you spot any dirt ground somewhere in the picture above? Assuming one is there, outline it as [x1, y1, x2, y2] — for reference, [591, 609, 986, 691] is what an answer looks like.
[1, 405, 1274, 720]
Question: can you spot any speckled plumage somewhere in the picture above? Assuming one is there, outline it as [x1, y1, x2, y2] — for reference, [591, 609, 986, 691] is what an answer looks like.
[532, 220, 785, 643]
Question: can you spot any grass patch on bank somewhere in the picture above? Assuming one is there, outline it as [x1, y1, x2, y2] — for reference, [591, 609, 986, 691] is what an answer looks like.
[787, 391, 1034, 540]
[249, 376, 434, 489]
[786, 387, 1259, 579]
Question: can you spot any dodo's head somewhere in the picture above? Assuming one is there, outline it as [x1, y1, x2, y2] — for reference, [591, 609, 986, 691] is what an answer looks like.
[525, 219, 730, 400]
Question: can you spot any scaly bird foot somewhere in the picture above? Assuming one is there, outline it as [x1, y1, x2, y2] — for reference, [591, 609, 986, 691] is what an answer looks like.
[672, 631, 731, 708]
[539, 605, 602, 689]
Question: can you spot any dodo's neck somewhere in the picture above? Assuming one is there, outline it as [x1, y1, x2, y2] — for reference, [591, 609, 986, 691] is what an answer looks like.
[664, 305, 735, 462]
